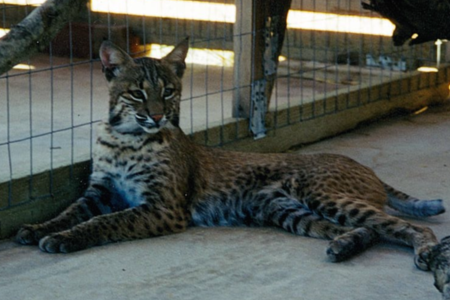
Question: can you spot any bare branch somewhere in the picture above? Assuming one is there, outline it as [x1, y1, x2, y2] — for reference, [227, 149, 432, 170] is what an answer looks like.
[0, 0, 89, 75]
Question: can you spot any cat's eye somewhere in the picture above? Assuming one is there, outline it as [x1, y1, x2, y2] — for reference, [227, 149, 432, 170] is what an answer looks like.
[163, 88, 175, 99]
[129, 90, 146, 101]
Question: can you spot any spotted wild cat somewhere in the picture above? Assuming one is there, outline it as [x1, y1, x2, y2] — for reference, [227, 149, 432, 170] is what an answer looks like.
[16, 38, 450, 297]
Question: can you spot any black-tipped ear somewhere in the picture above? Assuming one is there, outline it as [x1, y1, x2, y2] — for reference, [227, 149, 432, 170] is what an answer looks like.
[162, 37, 189, 78]
[99, 41, 135, 81]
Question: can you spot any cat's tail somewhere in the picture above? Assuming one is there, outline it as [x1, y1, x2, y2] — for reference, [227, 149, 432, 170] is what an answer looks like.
[383, 182, 445, 217]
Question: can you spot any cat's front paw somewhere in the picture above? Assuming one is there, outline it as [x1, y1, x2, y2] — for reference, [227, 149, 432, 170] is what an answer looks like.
[16, 225, 46, 245]
[414, 245, 433, 271]
[443, 284, 450, 300]
[428, 236, 450, 297]
[39, 232, 87, 253]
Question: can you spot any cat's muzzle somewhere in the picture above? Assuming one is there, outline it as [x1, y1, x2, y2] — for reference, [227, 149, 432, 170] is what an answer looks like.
[135, 113, 166, 130]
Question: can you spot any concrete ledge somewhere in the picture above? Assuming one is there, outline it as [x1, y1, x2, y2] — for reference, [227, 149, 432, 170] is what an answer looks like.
[1, 67, 449, 239]
[194, 67, 450, 152]
[0, 162, 90, 239]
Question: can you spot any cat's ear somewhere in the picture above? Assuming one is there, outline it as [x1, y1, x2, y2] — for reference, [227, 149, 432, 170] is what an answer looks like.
[99, 41, 135, 81]
[162, 37, 189, 78]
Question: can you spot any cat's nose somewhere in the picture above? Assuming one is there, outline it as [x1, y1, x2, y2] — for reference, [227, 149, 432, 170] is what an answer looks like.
[150, 114, 164, 123]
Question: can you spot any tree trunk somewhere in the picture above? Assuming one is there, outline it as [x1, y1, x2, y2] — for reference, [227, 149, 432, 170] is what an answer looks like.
[0, 0, 89, 75]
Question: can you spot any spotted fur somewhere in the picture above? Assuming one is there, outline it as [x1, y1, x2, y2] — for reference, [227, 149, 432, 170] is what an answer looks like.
[16, 39, 450, 296]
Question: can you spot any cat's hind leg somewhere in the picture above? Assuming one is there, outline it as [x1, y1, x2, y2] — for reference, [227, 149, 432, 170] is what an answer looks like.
[327, 227, 380, 262]
[254, 188, 380, 261]
[304, 194, 440, 271]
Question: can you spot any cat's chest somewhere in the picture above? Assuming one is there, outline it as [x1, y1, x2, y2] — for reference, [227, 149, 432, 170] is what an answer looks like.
[97, 155, 158, 207]
[93, 138, 165, 207]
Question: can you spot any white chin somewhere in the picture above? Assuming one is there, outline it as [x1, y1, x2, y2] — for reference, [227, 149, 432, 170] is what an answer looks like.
[114, 123, 142, 134]
[142, 127, 161, 134]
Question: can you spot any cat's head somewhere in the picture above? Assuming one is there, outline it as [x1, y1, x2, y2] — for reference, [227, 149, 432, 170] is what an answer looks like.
[99, 38, 188, 134]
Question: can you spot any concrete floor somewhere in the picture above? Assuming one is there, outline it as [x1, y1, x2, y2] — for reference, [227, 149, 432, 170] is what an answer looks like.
[1, 102, 449, 300]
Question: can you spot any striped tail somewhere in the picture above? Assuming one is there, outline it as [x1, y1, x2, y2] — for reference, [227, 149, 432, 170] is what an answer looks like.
[383, 183, 445, 217]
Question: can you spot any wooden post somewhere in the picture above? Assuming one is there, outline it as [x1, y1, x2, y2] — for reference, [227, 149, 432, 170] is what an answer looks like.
[233, 0, 254, 118]
[233, 0, 292, 137]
